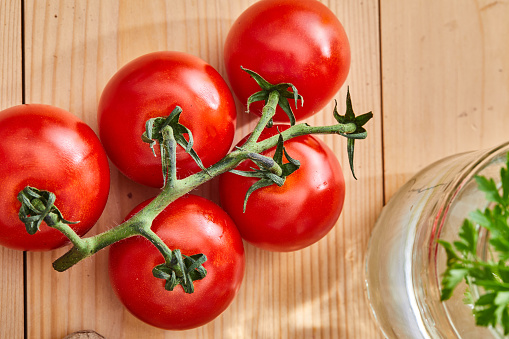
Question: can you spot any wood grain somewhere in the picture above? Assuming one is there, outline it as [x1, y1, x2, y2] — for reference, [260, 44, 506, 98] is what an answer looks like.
[18, 0, 383, 338]
[4, 0, 508, 337]
[381, 0, 509, 200]
[0, 0, 24, 339]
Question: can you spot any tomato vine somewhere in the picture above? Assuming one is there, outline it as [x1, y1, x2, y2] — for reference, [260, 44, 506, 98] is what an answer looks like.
[17, 68, 371, 283]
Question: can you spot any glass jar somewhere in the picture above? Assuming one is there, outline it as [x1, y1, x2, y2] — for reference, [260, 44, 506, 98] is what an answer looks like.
[365, 142, 509, 339]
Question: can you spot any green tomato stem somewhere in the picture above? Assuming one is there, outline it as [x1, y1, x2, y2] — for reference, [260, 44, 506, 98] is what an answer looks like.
[46, 218, 87, 249]
[161, 124, 178, 189]
[138, 227, 174, 263]
[245, 153, 282, 176]
[252, 122, 358, 154]
[51, 92, 360, 272]
[52, 216, 149, 271]
[244, 90, 280, 146]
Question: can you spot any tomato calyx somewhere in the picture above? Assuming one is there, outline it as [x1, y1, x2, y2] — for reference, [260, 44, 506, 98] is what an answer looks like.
[333, 87, 373, 179]
[136, 225, 208, 294]
[230, 133, 300, 212]
[152, 251, 207, 294]
[241, 67, 303, 126]
[17, 186, 79, 235]
[142, 106, 208, 187]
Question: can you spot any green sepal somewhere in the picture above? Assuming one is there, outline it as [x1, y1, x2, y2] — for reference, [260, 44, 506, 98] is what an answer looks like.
[333, 87, 373, 180]
[152, 250, 207, 294]
[241, 66, 302, 125]
[281, 147, 301, 175]
[241, 178, 276, 213]
[142, 106, 207, 186]
[17, 186, 78, 235]
[272, 133, 301, 177]
[231, 133, 300, 212]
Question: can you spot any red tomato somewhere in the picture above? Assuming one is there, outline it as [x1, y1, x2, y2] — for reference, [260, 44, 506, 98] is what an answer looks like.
[219, 125, 345, 251]
[98, 51, 237, 188]
[224, 0, 350, 122]
[108, 194, 245, 330]
[0, 104, 110, 251]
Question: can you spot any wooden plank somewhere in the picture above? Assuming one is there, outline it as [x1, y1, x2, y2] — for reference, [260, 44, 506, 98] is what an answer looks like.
[23, 1, 159, 338]
[320, 1, 384, 338]
[21, 0, 383, 338]
[381, 0, 509, 200]
[0, 0, 24, 338]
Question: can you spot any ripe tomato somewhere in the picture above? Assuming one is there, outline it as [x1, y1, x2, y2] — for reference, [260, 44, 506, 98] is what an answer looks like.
[0, 104, 110, 251]
[224, 0, 350, 122]
[108, 194, 245, 330]
[219, 125, 345, 251]
[98, 51, 237, 188]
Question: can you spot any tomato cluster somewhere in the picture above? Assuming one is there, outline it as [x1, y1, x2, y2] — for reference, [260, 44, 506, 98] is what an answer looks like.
[0, 0, 351, 331]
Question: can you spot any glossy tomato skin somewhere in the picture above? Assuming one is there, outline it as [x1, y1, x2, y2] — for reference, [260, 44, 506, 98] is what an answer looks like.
[98, 51, 237, 188]
[108, 195, 245, 330]
[219, 125, 345, 252]
[0, 104, 110, 251]
[224, 0, 350, 122]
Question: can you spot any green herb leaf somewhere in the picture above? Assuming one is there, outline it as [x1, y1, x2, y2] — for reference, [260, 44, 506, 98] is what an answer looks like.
[463, 287, 474, 305]
[453, 219, 478, 256]
[437, 239, 460, 266]
[498, 262, 509, 283]
[475, 304, 498, 327]
[501, 155, 509, 204]
[440, 266, 469, 301]
[475, 175, 503, 205]
[439, 151, 509, 335]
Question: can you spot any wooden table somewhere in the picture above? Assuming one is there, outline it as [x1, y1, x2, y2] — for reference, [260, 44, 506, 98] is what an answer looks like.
[1, 1, 508, 338]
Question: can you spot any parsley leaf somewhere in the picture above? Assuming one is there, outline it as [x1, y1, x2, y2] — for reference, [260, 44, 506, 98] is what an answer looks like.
[439, 153, 509, 335]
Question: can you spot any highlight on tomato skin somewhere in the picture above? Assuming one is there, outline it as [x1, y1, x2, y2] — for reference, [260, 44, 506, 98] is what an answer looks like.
[97, 51, 238, 188]
[218, 125, 346, 252]
[0, 104, 110, 251]
[108, 194, 245, 330]
[224, 0, 351, 122]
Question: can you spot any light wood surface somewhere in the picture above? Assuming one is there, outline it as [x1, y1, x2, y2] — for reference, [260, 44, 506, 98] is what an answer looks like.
[1, 0, 508, 338]
[381, 0, 509, 199]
